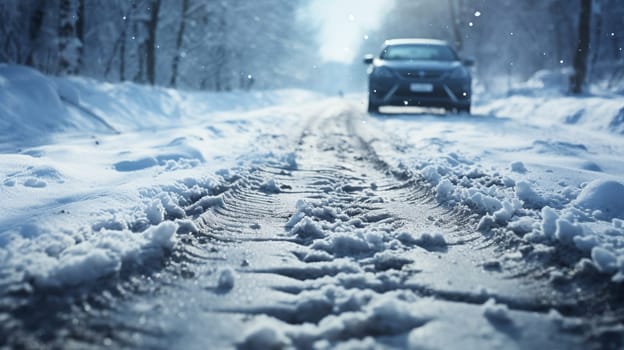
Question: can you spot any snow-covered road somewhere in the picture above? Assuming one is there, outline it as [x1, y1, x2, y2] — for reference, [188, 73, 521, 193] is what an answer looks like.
[1, 66, 624, 349]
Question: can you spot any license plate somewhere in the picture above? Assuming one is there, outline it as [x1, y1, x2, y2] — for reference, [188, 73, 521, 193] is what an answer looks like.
[410, 83, 434, 92]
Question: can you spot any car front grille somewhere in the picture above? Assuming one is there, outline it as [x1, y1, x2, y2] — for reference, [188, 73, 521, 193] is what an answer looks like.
[398, 70, 445, 80]
[394, 85, 449, 98]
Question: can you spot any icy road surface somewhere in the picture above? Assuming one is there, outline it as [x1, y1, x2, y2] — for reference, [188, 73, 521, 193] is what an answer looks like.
[1, 68, 624, 350]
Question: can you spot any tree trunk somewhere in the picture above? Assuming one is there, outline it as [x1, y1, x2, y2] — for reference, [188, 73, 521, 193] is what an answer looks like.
[26, 0, 46, 66]
[549, 1, 564, 65]
[169, 0, 189, 87]
[119, 25, 127, 81]
[146, 0, 161, 85]
[76, 0, 84, 73]
[58, 0, 81, 75]
[570, 0, 592, 94]
[588, 1, 603, 83]
[448, 0, 463, 52]
[131, 1, 144, 83]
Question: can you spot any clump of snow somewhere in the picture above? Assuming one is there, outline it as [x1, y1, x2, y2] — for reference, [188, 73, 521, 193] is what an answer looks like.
[310, 231, 385, 257]
[289, 217, 326, 239]
[217, 266, 236, 291]
[238, 289, 431, 348]
[573, 180, 624, 220]
[30, 221, 178, 287]
[554, 219, 584, 243]
[145, 199, 166, 225]
[398, 232, 447, 251]
[515, 181, 545, 209]
[591, 247, 618, 275]
[510, 161, 527, 173]
[539, 206, 559, 239]
[282, 152, 298, 170]
[482, 298, 512, 324]
[186, 195, 225, 215]
[371, 251, 413, 271]
[421, 165, 442, 185]
[175, 219, 199, 234]
[259, 178, 281, 194]
[435, 179, 454, 201]
[238, 317, 292, 350]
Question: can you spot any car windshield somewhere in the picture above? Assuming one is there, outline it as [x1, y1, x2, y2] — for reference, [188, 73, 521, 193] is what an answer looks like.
[380, 44, 458, 61]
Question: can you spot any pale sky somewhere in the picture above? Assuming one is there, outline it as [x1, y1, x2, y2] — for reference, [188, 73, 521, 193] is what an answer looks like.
[303, 0, 395, 63]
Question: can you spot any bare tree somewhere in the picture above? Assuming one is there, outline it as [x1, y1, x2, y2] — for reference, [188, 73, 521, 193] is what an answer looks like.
[1, 0, 320, 90]
[169, 0, 189, 87]
[570, 0, 592, 94]
[146, 0, 160, 85]
[58, 0, 82, 75]
[448, 0, 463, 52]
[26, 0, 46, 66]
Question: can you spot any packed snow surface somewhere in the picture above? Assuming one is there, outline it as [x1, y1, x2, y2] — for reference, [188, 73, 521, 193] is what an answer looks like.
[363, 88, 624, 283]
[1, 64, 624, 348]
[0, 64, 316, 288]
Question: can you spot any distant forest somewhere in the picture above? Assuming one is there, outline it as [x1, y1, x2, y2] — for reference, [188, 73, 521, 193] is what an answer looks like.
[0, 0, 317, 91]
[359, 0, 624, 93]
[1, 0, 622, 93]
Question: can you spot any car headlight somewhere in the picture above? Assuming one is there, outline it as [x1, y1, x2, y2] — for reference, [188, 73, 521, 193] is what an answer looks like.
[371, 66, 395, 78]
[448, 67, 469, 79]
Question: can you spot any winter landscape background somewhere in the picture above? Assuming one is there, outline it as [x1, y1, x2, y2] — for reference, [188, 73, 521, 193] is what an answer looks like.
[1, 0, 624, 349]
[2, 0, 623, 93]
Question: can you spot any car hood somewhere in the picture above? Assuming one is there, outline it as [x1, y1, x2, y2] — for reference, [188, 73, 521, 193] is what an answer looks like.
[376, 59, 462, 73]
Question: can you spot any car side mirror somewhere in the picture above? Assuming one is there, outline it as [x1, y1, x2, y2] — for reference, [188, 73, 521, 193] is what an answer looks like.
[462, 58, 475, 67]
[363, 54, 374, 65]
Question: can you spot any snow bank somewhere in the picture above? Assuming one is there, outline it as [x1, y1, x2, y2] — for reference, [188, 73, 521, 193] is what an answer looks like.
[0, 64, 87, 149]
[518, 179, 624, 282]
[0, 64, 318, 151]
[0, 173, 228, 288]
[0, 64, 318, 290]
[478, 84, 624, 136]
[396, 148, 624, 282]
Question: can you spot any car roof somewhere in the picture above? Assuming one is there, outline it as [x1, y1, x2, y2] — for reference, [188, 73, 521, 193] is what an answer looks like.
[383, 38, 450, 46]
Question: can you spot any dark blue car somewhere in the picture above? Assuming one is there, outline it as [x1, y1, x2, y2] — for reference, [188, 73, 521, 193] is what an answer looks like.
[364, 39, 473, 114]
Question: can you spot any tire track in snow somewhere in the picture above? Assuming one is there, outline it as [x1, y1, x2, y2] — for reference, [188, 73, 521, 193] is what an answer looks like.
[1, 102, 610, 349]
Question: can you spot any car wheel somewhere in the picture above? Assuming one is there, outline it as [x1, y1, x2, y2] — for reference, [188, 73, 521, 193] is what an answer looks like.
[367, 101, 380, 114]
[458, 105, 471, 114]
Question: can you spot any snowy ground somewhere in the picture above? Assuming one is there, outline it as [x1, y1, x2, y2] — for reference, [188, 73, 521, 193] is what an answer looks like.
[1, 64, 624, 349]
